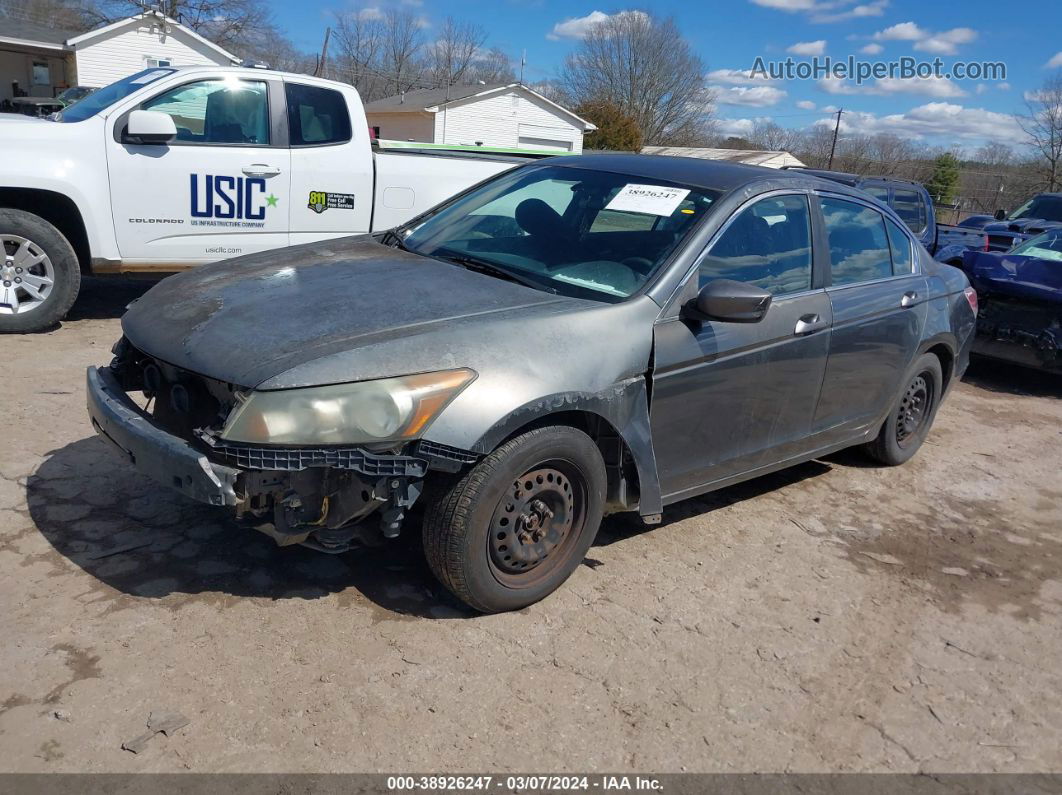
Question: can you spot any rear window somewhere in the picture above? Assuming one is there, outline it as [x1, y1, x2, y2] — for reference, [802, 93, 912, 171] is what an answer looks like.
[285, 83, 352, 146]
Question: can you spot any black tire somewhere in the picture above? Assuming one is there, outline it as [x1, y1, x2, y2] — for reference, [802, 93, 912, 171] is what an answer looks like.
[422, 426, 606, 613]
[0, 208, 81, 333]
[864, 353, 943, 466]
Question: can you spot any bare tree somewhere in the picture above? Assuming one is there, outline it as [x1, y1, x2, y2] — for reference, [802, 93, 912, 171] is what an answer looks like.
[1017, 72, 1062, 191]
[424, 17, 485, 88]
[750, 120, 802, 153]
[86, 0, 273, 52]
[560, 11, 713, 145]
[0, 0, 93, 30]
[380, 8, 426, 96]
[466, 48, 516, 85]
[333, 8, 386, 99]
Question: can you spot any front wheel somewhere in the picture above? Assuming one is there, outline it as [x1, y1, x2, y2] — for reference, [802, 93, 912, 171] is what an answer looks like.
[0, 209, 81, 333]
[422, 426, 607, 613]
[864, 353, 943, 466]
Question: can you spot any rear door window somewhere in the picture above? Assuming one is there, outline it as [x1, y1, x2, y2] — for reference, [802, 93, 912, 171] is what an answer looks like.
[885, 217, 913, 274]
[892, 189, 927, 235]
[821, 197, 892, 286]
[286, 83, 352, 145]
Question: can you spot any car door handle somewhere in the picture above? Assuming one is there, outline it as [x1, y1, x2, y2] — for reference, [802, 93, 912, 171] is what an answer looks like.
[242, 164, 281, 177]
[900, 291, 919, 308]
[794, 314, 828, 335]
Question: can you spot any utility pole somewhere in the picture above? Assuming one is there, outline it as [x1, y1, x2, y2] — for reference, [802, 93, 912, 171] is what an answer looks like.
[520, 50, 526, 84]
[827, 107, 843, 169]
[315, 26, 331, 78]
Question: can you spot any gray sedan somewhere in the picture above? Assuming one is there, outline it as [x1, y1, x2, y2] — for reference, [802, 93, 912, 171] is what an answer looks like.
[87, 155, 977, 613]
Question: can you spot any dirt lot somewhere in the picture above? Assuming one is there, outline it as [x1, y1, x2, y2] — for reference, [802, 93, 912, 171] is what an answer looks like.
[1, 277, 1061, 774]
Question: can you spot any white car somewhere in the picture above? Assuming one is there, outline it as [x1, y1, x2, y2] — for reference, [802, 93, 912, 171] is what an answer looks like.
[0, 65, 533, 332]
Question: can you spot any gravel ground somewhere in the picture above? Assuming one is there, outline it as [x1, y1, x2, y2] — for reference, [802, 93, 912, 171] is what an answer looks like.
[1, 277, 1061, 773]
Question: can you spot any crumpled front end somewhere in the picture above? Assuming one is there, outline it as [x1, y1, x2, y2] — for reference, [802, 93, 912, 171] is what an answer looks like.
[87, 338, 479, 552]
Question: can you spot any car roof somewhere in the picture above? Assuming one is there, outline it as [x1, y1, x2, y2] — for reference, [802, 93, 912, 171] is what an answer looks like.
[166, 64, 349, 91]
[548, 153, 848, 195]
[784, 166, 928, 191]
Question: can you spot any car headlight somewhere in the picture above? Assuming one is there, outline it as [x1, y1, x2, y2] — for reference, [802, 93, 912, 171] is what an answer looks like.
[220, 369, 476, 445]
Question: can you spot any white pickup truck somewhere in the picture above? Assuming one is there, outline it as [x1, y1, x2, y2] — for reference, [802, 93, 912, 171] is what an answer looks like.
[0, 65, 538, 332]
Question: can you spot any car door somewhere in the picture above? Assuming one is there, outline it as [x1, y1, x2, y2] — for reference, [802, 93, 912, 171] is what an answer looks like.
[811, 194, 929, 442]
[284, 80, 374, 244]
[106, 74, 290, 266]
[651, 192, 833, 501]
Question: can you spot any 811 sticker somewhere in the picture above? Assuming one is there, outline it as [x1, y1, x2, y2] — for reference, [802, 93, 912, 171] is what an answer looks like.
[308, 191, 356, 213]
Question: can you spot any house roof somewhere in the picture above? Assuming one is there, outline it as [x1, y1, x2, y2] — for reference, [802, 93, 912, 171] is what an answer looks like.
[365, 83, 596, 130]
[0, 10, 239, 63]
[640, 146, 806, 169]
[0, 17, 84, 50]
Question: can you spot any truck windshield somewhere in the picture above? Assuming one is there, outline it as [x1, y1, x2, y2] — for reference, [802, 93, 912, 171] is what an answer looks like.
[399, 164, 717, 303]
[53, 68, 175, 123]
[1010, 195, 1062, 223]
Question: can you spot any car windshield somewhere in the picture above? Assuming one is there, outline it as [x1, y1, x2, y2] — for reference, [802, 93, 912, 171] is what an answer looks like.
[1009, 195, 1062, 223]
[53, 69, 174, 123]
[1011, 230, 1062, 261]
[399, 164, 718, 302]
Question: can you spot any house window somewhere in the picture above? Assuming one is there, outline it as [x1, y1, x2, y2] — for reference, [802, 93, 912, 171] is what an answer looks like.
[146, 57, 172, 68]
[32, 61, 50, 85]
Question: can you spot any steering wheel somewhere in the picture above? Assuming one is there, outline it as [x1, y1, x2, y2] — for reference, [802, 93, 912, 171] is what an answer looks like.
[621, 257, 654, 274]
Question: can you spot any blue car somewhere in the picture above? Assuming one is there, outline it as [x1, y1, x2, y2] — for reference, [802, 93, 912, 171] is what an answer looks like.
[962, 229, 1062, 372]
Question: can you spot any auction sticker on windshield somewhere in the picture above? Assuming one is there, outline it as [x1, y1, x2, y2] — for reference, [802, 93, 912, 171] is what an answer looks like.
[605, 184, 691, 216]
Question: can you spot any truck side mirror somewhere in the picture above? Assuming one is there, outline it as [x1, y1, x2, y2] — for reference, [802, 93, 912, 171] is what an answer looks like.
[994, 209, 1007, 221]
[684, 279, 772, 323]
[124, 110, 177, 145]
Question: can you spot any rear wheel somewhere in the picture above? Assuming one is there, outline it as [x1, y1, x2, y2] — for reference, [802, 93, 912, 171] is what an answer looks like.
[422, 426, 606, 613]
[0, 209, 80, 333]
[864, 353, 943, 466]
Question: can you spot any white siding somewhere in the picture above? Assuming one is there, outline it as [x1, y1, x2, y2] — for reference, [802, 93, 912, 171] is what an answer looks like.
[364, 111, 434, 142]
[73, 20, 230, 88]
[434, 88, 584, 153]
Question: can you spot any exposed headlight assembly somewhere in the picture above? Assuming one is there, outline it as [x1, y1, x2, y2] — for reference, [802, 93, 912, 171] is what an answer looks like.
[220, 369, 476, 446]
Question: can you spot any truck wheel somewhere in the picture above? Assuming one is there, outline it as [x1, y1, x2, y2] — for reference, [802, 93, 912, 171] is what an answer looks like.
[0, 209, 81, 333]
[864, 353, 943, 466]
[422, 426, 606, 613]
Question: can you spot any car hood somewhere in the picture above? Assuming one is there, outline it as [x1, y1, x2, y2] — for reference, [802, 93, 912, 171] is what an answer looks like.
[963, 250, 1062, 305]
[121, 235, 595, 388]
[984, 218, 1062, 236]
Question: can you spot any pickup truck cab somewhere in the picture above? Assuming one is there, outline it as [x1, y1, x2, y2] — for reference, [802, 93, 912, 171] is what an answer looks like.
[0, 65, 528, 332]
[783, 168, 987, 264]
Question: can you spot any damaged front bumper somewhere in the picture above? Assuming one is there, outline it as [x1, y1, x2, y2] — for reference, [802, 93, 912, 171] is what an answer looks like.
[973, 297, 1062, 372]
[86, 365, 476, 551]
[87, 366, 240, 507]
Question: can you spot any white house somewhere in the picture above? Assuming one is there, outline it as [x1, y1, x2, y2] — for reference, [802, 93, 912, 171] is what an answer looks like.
[0, 11, 238, 103]
[365, 83, 597, 153]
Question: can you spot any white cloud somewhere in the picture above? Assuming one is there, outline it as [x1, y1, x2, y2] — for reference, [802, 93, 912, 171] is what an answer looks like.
[860, 43, 883, 55]
[819, 102, 1023, 143]
[546, 9, 646, 40]
[819, 74, 966, 98]
[914, 27, 977, 55]
[1047, 52, 1062, 68]
[998, 82, 1011, 91]
[749, 0, 819, 9]
[976, 83, 987, 95]
[788, 40, 827, 56]
[356, 6, 383, 20]
[811, 0, 888, 23]
[718, 86, 788, 107]
[796, 99, 817, 109]
[715, 117, 762, 138]
[706, 68, 770, 86]
[872, 21, 927, 41]
[870, 21, 977, 55]
[822, 104, 840, 113]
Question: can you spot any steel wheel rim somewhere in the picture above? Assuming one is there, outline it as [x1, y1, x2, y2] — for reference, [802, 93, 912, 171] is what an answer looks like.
[896, 372, 932, 448]
[487, 459, 587, 589]
[1, 234, 55, 316]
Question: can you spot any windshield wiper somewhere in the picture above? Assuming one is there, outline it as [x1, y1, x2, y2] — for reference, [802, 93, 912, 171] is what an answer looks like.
[380, 229, 411, 251]
[433, 251, 556, 293]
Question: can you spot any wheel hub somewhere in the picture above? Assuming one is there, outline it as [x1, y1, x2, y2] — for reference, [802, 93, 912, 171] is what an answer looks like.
[489, 467, 575, 574]
[0, 235, 54, 316]
[896, 374, 929, 445]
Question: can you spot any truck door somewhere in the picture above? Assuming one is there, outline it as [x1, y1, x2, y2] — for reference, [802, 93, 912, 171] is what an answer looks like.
[284, 81, 374, 244]
[106, 74, 290, 267]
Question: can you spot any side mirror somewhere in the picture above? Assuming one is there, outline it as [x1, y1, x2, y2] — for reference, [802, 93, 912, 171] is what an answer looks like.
[685, 279, 772, 323]
[994, 209, 1007, 220]
[124, 110, 176, 145]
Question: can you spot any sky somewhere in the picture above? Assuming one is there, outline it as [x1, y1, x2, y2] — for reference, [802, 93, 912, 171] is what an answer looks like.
[267, 0, 1062, 150]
